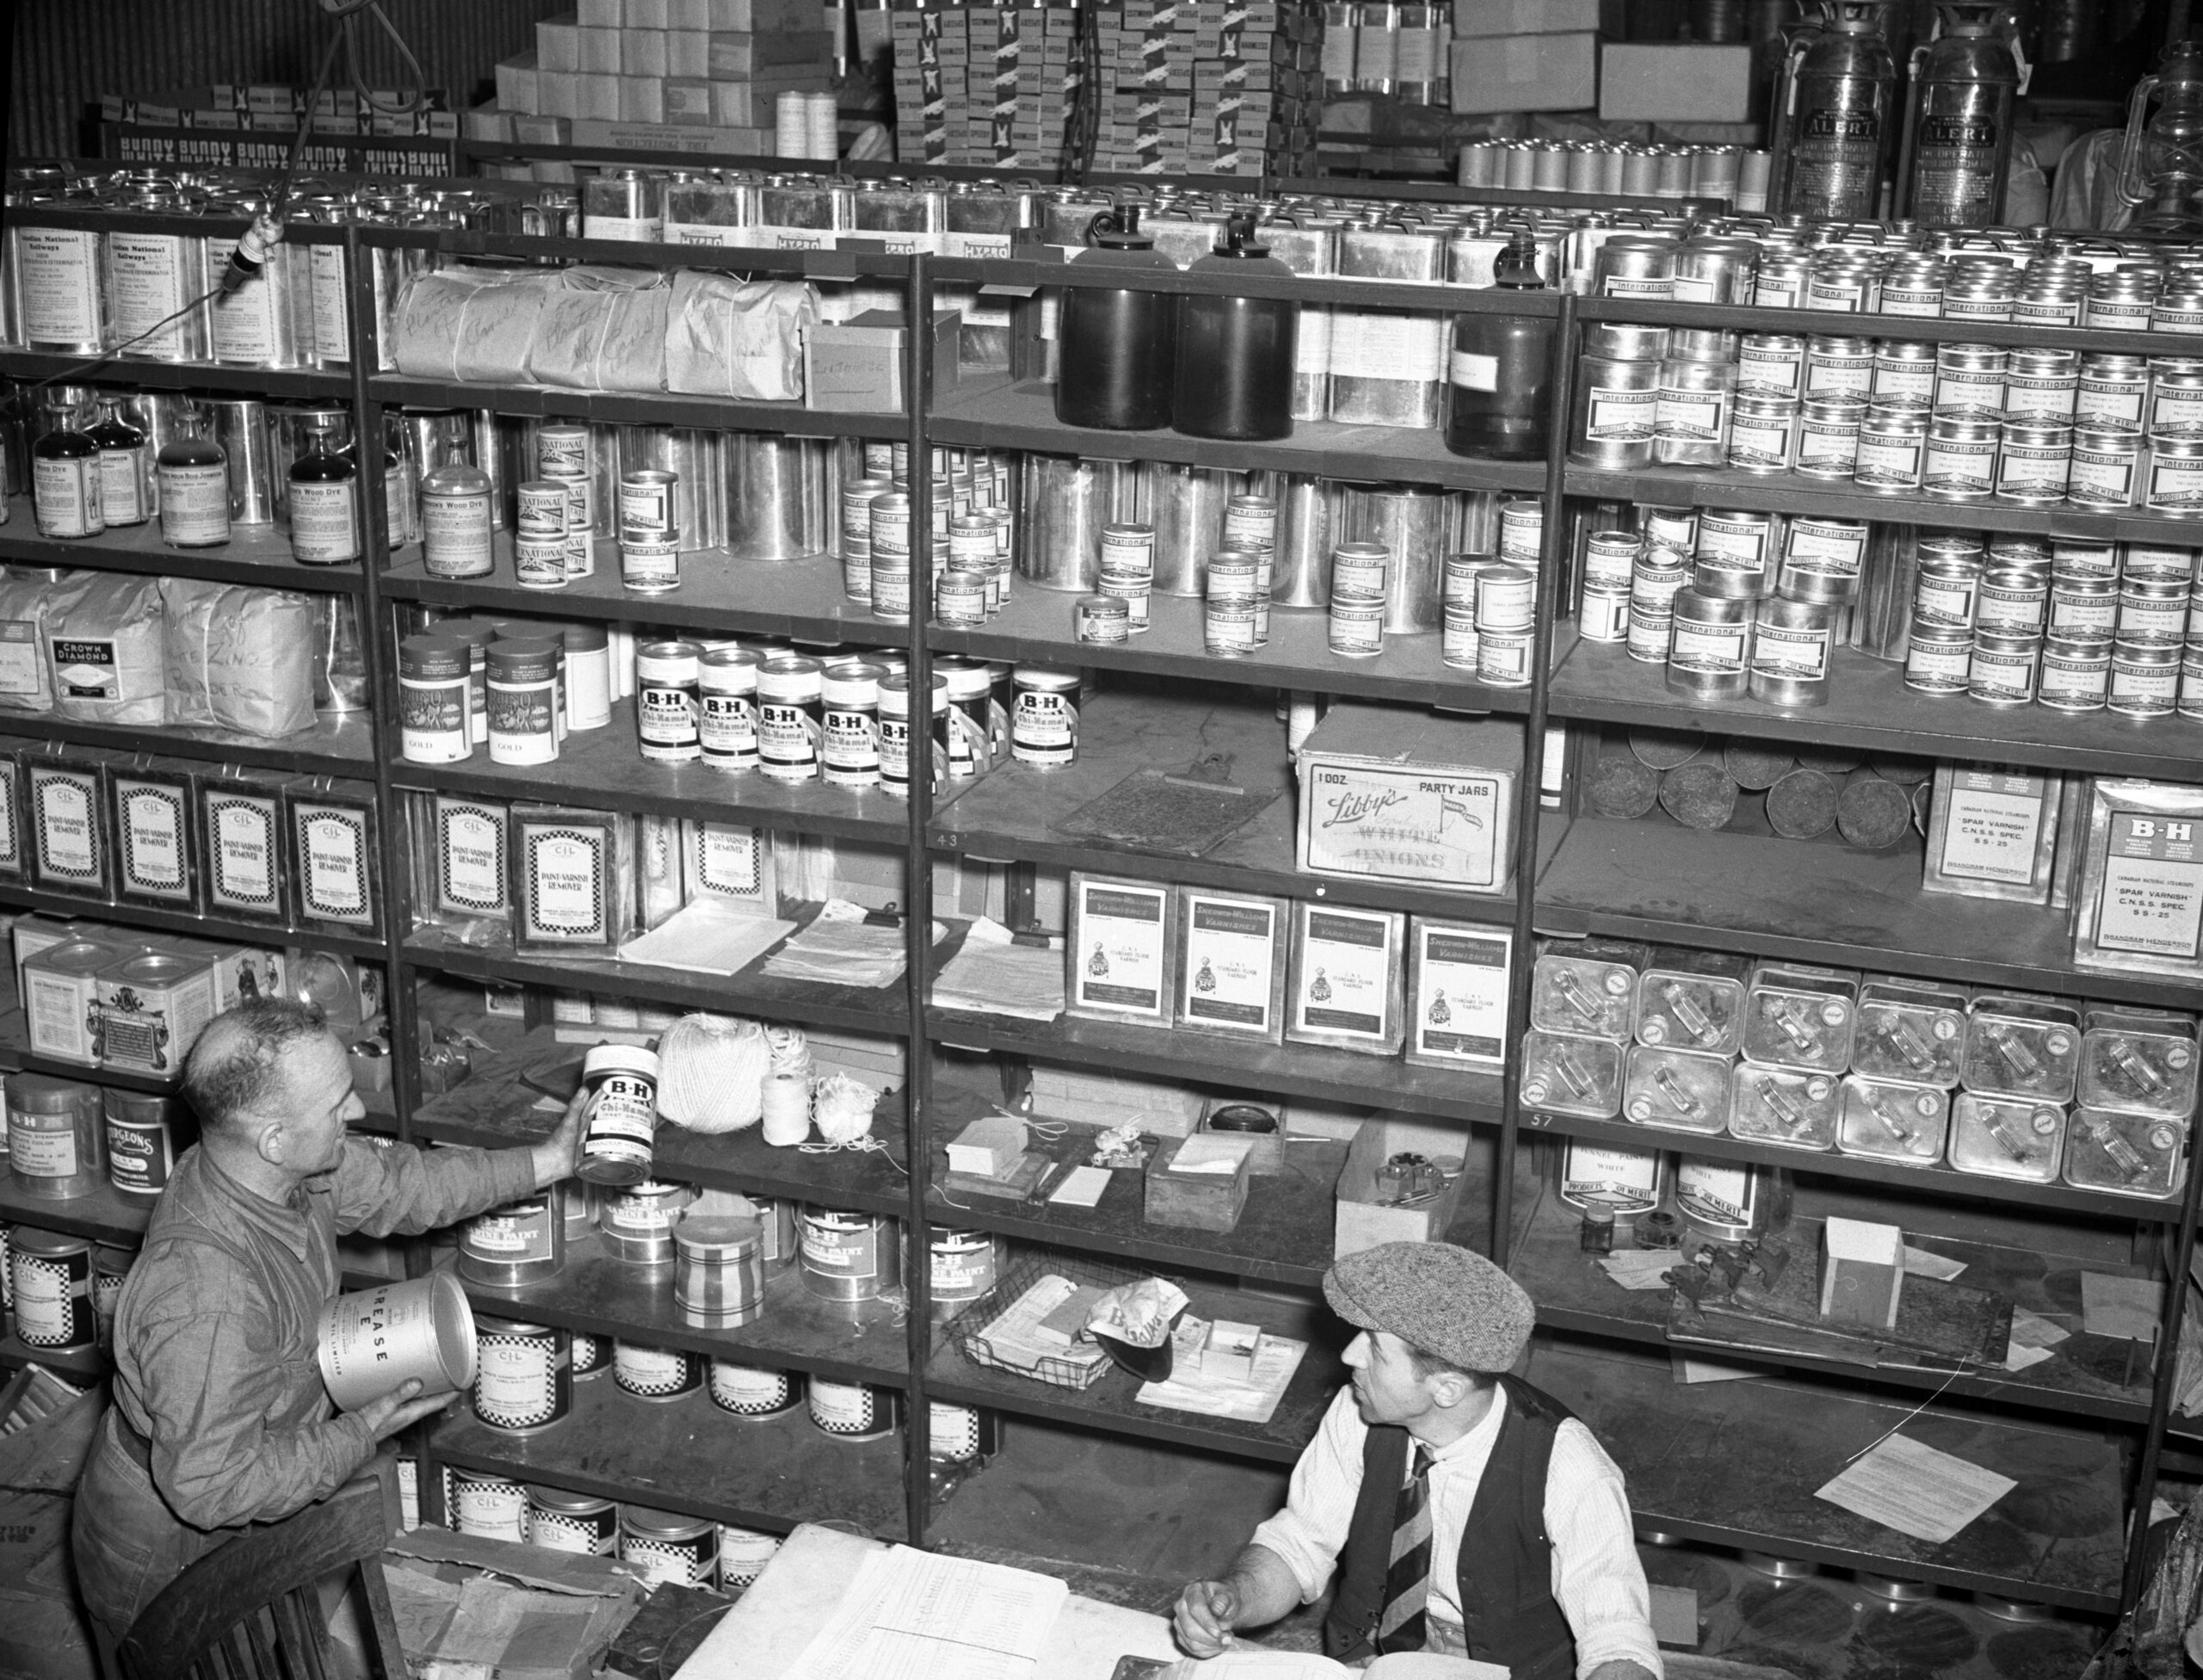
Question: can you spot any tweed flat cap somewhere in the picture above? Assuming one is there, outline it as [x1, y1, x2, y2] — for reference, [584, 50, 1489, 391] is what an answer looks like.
[1323, 1241, 1536, 1373]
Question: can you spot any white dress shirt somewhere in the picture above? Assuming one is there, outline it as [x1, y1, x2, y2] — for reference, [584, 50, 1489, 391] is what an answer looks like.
[1249, 1385, 1663, 1680]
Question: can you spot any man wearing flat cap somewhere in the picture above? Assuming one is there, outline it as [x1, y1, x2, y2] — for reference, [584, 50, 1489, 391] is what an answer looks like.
[1175, 1241, 1660, 1679]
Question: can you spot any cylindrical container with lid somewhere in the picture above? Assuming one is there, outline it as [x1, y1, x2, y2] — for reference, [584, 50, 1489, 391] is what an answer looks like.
[1749, 597, 1834, 707]
[472, 1319, 571, 1435]
[675, 1215, 767, 1330]
[578, 1046, 660, 1186]
[7, 1075, 104, 1201]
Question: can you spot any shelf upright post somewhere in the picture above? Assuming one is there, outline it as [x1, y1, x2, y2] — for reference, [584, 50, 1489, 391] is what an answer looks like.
[2122, 1132, 2203, 1606]
[344, 219, 443, 1525]
[1490, 290, 1579, 1270]
[903, 251, 941, 1552]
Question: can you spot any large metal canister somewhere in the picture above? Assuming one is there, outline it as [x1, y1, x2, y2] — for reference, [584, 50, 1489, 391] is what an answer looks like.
[1151, 462, 1247, 596]
[620, 427, 726, 553]
[1342, 483, 1452, 633]
[1330, 225, 1447, 429]
[1018, 454, 1148, 592]
[1780, 0, 1899, 220]
[1274, 476, 1336, 608]
[725, 432, 824, 559]
[1898, 1, 2021, 229]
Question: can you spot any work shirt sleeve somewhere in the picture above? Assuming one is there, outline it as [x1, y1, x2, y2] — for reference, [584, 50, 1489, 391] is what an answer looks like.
[1248, 1385, 1366, 1603]
[329, 1135, 540, 1238]
[1548, 1419, 1664, 1680]
[126, 1251, 378, 1530]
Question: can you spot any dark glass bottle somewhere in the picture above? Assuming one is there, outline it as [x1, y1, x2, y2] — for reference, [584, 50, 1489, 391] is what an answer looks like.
[1055, 207, 1179, 431]
[32, 398, 104, 539]
[89, 396, 150, 527]
[1444, 232, 1554, 461]
[1171, 215, 1297, 442]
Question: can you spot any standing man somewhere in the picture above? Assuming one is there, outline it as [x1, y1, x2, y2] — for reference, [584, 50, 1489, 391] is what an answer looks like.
[72, 998, 589, 1655]
[1174, 1243, 1660, 1680]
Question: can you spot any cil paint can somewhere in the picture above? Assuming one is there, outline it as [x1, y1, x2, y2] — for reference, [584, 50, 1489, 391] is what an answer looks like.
[459, 1195, 565, 1288]
[620, 1507, 719, 1587]
[317, 1272, 477, 1411]
[9, 1227, 94, 1351]
[528, 1486, 619, 1555]
[7, 1075, 104, 1200]
[799, 1208, 901, 1304]
[709, 1361, 800, 1417]
[614, 1339, 703, 1401]
[103, 1090, 181, 1202]
[808, 1376, 899, 1440]
[675, 1216, 766, 1330]
[472, 1318, 571, 1435]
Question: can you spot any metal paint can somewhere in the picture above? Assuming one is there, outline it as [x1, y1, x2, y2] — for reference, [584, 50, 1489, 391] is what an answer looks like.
[317, 1273, 477, 1410]
[472, 1319, 571, 1435]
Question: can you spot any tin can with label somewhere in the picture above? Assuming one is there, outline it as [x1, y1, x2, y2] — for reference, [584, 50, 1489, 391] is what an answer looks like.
[102, 1090, 180, 1202]
[578, 1045, 660, 1186]
[710, 1361, 799, 1417]
[460, 1195, 565, 1288]
[700, 646, 761, 773]
[1076, 595, 1130, 644]
[1749, 598, 1833, 707]
[473, 1319, 571, 1434]
[528, 1487, 618, 1554]
[1854, 405, 1927, 491]
[1968, 629, 2040, 706]
[2146, 435, 2203, 515]
[2068, 424, 2141, 508]
[2040, 633, 2112, 711]
[1904, 620, 1974, 695]
[2110, 639, 2181, 717]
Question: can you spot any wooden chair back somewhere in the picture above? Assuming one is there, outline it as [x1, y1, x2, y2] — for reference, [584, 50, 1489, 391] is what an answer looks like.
[115, 1474, 404, 1680]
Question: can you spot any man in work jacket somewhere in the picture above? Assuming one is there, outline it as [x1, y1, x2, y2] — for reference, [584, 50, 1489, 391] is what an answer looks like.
[1174, 1241, 1661, 1679]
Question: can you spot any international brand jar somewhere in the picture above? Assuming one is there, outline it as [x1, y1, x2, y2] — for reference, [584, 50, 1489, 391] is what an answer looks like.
[1996, 423, 2073, 504]
[1967, 629, 2041, 706]
[1011, 667, 1080, 767]
[2110, 639, 2181, 717]
[1923, 417, 1999, 498]
[1749, 597, 1834, 707]
[460, 1195, 565, 1287]
[597, 1179, 698, 1264]
[1904, 620, 1975, 695]
[700, 645, 762, 773]
[1854, 407, 1928, 491]
[821, 663, 883, 790]
[674, 1215, 766, 1329]
[708, 1361, 799, 1417]
[636, 640, 703, 764]
[1797, 398, 1866, 479]
[2146, 435, 2203, 514]
[620, 1507, 719, 1587]
[614, 1339, 702, 1401]
[2068, 424, 2142, 508]
[2077, 355, 2150, 429]
[809, 1377, 898, 1440]
[102, 1090, 179, 1202]
[1727, 395, 1799, 472]
[2004, 349, 2081, 423]
[579, 1046, 660, 1186]
[2039, 633, 2112, 711]
[1871, 340, 1936, 410]
[528, 1487, 618, 1555]
[9, 1227, 94, 1350]
[757, 654, 824, 782]
[472, 1319, 571, 1434]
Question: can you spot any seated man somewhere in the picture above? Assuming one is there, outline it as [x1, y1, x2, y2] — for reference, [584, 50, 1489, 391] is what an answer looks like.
[1174, 1242, 1660, 1679]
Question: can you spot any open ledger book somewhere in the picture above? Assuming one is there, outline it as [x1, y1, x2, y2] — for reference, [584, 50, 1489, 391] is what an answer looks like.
[1120, 1652, 1510, 1680]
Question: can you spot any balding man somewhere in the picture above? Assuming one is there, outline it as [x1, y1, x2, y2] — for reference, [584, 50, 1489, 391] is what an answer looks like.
[72, 998, 587, 1655]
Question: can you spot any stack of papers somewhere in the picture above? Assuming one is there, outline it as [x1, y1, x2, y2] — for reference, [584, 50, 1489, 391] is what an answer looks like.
[762, 913, 936, 988]
[973, 1275, 1112, 1387]
[933, 919, 1066, 1021]
[785, 1543, 1067, 1680]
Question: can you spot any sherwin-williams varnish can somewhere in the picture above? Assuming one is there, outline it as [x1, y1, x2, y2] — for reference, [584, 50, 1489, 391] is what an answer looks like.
[579, 1046, 660, 1185]
[9, 1226, 94, 1350]
[614, 1339, 702, 1401]
[317, 1272, 477, 1410]
[449, 1470, 528, 1542]
[710, 1361, 800, 1417]
[528, 1485, 618, 1554]
[799, 1207, 901, 1303]
[808, 1376, 899, 1440]
[472, 1318, 571, 1434]
[460, 1195, 565, 1287]
[103, 1090, 180, 1202]
[675, 1216, 766, 1329]
[620, 1507, 719, 1587]
[597, 1179, 698, 1265]
[7, 1074, 104, 1200]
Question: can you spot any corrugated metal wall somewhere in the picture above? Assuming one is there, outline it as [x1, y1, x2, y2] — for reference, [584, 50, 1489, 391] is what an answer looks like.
[9, 0, 558, 162]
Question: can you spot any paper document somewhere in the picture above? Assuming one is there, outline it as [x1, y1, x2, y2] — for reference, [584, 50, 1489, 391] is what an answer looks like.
[783, 1543, 1067, 1680]
[2082, 1272, 2163, 1343]
[1049, 1165, 1113, 1208]
[1813, 1432, 2015, 1543]
[1902, 1246, 1967, 1282]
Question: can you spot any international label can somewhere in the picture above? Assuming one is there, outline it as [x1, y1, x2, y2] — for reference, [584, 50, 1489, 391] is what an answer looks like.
[578, 1045, 660, 1186]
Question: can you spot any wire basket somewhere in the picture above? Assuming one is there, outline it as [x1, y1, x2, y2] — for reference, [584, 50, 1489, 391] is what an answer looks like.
[942, 1248, 1164, 1393]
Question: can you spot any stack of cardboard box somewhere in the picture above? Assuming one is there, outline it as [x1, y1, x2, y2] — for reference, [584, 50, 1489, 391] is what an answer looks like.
[492, 0, 831, 153]
[1446, 0, 1618, 114]
[890, 4, 1080, 167]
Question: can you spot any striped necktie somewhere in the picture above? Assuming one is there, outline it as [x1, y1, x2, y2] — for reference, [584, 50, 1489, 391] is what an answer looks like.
[1375, 1442, 1436, 1654]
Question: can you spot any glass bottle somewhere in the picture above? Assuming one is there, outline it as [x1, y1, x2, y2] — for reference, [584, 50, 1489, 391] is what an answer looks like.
[156, 403, 232, 548]
[32, 397, 105, 539]
[89, 396, 151, 528]
[288, 411, 362, 566]
[1444, 232, 1555, 461]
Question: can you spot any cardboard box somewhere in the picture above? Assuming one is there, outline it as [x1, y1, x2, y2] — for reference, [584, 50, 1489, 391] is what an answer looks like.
[1295, 703, 1522, 894]
[1448, 31, 1596, 113]
[1452, 0, 1620, 33]
[805, 309, 960, 411]
[1334, 1115, 1470, 1258]
[1599, 42, 1753, 122]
